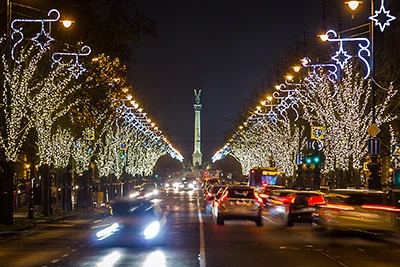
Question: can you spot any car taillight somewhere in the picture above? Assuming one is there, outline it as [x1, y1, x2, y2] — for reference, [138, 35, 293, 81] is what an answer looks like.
[306, 195, 326, 205]
[361, 204, 400, 212]
[220, 191, 228, 202]
[277, 195, 296, 204]
[255, 193, 263, 203]
[259, 193, 269, 199]
[320, 203, 355, 211]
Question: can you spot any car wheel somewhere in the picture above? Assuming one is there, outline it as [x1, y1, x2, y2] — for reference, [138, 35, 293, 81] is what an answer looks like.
[255, 217, 263, 227]
[216, 213, 224, 225]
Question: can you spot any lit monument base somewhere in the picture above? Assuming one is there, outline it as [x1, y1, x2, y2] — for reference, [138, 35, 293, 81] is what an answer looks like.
[192, 151, 203, 167]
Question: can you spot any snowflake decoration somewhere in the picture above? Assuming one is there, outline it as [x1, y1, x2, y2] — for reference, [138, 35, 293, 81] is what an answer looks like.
[332, 44, 352, 69]
[31, 26, 54, 51]
[369, 0, 396, 32]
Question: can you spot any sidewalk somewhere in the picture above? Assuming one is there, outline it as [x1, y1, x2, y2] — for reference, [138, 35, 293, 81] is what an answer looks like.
[0, 206, 98, 240]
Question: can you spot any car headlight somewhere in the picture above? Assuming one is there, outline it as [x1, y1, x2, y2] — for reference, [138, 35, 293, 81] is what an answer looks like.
[188, 184, 194, 189]
[179, 184, 184, 188]
[96, 223, 119, 240]
[144, 221, 160, 239]
[193, 181, 196, 184]
[165, 183, 170, 187]
[153, 189, 159, 195]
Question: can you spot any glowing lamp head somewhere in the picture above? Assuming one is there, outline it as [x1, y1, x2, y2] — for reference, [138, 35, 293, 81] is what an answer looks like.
[274, 85, 281, 90]
[319, 34, 329, 42]
[266, 95, 273, 102]
[345, 1, 362, 11]
[286, 74, 293, 81]
[126, 94, 133, 100]
[61, 20, 74, 28]
[293, 66, 301, 72]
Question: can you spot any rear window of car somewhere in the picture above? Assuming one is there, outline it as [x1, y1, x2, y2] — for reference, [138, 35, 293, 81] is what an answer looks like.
[227, 188, 255, 199]
[211, 186, 225, 193]
[325, 192, 392, 206]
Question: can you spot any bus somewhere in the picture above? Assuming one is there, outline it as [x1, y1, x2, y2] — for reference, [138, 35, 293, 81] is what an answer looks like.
[248, 167, 283, 188]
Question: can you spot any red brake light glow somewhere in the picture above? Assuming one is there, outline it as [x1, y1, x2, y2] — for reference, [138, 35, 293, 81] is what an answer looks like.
[361, 204, 400, 212]
[277, 195, 296, 204]
[255, 193, 263, 203]
[306, 195, 326, 205]
[220, 191, 228, 202]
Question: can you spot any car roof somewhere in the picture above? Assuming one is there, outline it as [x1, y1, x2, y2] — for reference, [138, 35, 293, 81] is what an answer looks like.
[226, 185, 255, 190]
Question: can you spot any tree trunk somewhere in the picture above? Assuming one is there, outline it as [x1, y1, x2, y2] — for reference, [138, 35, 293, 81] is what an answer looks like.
[40, 164, 51, 217]
[0, 160, 14, 225]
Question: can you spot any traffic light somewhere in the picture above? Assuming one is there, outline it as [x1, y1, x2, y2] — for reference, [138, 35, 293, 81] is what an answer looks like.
[305, 152, 324, 166]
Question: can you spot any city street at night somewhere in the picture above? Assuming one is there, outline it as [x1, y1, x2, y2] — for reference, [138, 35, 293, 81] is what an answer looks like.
[1, 190, 400, 267]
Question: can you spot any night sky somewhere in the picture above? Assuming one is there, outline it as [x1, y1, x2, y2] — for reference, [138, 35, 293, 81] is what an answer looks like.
[128, 1, 370, 163]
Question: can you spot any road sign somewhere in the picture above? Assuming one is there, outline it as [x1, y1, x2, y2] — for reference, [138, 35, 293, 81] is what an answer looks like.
[367, 138, 381, 154]
[311, 126, 324, 140]
[368, 124, 380, 137]
[392, 144, 400, 156]
[392, 158, 400, 169]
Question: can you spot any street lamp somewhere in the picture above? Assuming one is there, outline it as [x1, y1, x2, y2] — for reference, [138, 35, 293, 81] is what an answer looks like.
[344, 0, 396, 190]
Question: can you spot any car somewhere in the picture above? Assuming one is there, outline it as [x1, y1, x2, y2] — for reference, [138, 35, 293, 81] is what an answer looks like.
[257, 185, 286, 206]
[211, 185, 263, 226]
[203, 184, 226, 214]
[136, 183, 159, 198]
[267, 189, 326, 226]
[91, 198, 167, 246]
[313, 189, 400, 234]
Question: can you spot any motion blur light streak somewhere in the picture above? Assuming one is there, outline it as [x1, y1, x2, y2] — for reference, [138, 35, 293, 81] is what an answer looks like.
[143, 251, 166, 267]
[97, 251, 121, 267]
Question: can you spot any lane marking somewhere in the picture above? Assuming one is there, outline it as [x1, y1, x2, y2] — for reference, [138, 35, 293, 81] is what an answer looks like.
[316, 249, 349, 267]
[197, 195, 206, 267]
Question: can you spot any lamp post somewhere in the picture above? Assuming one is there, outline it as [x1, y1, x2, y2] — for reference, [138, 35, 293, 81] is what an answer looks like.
[345, 0, 396, 190]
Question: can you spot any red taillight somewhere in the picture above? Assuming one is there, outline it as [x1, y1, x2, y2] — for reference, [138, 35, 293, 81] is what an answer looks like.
[361, 204, 400, 212]
[255, 193, 263, 203]
[277, 195, 296, 204]
[306, 195, 326, 206]
[220, 191, 228, 202]
[320, 204, 355, 211]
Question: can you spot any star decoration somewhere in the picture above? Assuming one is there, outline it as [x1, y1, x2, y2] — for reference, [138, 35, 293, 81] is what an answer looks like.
[369, 1, 396, 32]
[68, 59, 87, 79]
[31, 26, 54, 51]
[332, 44, 352, 69]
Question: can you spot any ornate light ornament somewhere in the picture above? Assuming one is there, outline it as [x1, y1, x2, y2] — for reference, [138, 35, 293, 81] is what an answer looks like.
[323, 30, 371, 78]
[11, 9, 60, 62]
[52, 46, 92, 79]
[369, 0, 396, 32]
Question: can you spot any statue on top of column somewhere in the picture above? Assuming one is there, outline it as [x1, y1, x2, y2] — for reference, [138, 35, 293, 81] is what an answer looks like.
[194, 89, 201, 104]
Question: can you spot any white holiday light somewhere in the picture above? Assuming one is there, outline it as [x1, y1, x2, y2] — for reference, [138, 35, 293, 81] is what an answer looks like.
[369, 0, 396, 32]
[52, 46, 92, 79]
[11, 9, 60, 62]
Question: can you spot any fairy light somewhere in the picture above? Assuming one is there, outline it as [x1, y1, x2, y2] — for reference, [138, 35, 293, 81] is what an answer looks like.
[302, 65, 397, 171]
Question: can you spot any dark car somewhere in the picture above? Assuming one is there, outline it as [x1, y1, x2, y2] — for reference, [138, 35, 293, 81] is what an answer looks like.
[313, 189, 400, 234]
[267, 189, 325, 226]
[203, 184, 226, 214]
[258, 185, 286, 206]
[91, 198, 167, 246]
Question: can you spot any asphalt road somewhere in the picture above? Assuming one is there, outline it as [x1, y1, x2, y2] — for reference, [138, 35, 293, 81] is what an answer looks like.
[1, 189, 400, 267]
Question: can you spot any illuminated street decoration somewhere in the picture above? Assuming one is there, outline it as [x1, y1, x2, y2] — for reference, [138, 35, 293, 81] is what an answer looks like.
[369, 0, 396, 32]
[11, 9, 60, 62]
[52, 46, 92, 79]
[301, 57, 339, 82]
[302, 65, 397, 170]
[323, 30, 371, 78]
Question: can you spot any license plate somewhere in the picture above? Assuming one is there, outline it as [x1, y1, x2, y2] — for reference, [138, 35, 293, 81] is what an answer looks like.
[236, 201, 247, 206]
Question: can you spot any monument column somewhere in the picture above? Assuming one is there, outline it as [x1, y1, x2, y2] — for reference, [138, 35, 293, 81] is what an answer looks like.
[192, 89, 203, 167]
